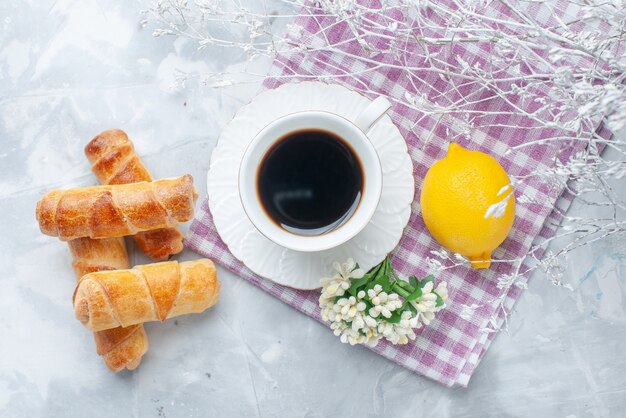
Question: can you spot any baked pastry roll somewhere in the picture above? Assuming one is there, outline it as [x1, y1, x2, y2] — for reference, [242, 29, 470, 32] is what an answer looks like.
[36, 175, 197, 241]
[68, 237, 149, 372]
[74, 259, 219, 331]
[85, 129, 184, 260]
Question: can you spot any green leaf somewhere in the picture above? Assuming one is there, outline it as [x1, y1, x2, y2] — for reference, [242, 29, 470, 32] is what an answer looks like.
[395, 279, 415, 293]
[347, 261, 382, 297]
[391, 283, 410, 299]
[419, 275, 435, 289]
[407, 301, 417, 316]
[347, 274, 371, 297]
[385, 258, 397, 292]
[339, 257, 443, 317]
[404, 286, 423, 303]
[362, 258, 390, 293]
[400, 296, 418, 314]
[368, 260, 385, 278]
[369, 272, 392, 293]
[390, 267, 402, 283]
[386, 311, 402, 324]
[383, 275, 395, 293]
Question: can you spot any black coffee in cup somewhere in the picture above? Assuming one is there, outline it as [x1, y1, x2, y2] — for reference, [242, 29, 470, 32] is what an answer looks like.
[256, 129, 363, 235]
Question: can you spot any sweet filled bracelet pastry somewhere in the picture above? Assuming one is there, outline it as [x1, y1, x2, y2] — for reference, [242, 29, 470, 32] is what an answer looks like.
[68, 237, 149, 372]
[73, 259, 220, 332]
[85, 129, 184, 261]
[36, 175, 197, 241]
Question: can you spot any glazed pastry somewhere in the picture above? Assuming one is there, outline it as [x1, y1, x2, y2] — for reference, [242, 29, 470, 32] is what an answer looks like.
[85, 129, 184, 260]
[36, 175, 198, 241]
[68, 237, 149, 372]
[73, 259, 220, 331]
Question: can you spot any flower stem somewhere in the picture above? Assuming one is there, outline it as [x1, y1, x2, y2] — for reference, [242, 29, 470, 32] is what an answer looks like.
[391, 283, 410, 298]
[395, 279, 416, 293]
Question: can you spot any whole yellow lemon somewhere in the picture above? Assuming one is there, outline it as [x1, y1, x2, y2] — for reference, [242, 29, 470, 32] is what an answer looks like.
[420, 143, 515, 269]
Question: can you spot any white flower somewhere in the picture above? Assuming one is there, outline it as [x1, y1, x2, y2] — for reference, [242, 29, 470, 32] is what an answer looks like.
[320, 277, 347, 299]
[375, 312, 418, 345]
[408, 279, 448, 326]
[333, 258, 365, 281]
[420, 310, 436, 326]
[366, 286, 403, 320]
[422, 281, 434, 294]
[435, 282, 448, 302]
[320, 259, 364, 298]
[364, 315, 377, 328]
[402, 311, 420, 329]
[320, 259, 449, 347]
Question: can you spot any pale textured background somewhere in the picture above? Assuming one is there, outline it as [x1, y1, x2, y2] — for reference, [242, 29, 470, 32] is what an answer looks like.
[1, 0, 625, 416]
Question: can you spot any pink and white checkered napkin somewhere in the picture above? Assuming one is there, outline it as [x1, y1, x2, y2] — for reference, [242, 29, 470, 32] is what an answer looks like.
[186, 1, 611, 386]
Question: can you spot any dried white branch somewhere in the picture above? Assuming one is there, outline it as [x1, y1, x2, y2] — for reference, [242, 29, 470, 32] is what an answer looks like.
[143, 0, 626, 330]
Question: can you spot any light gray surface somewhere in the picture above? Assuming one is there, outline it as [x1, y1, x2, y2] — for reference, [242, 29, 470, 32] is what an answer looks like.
[1, 1, 625, 417]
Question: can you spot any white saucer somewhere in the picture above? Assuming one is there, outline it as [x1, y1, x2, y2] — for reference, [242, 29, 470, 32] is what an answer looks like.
[207, 82, 414, 289]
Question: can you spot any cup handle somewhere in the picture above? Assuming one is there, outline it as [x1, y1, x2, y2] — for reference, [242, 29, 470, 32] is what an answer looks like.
[354, 96, 392, 134]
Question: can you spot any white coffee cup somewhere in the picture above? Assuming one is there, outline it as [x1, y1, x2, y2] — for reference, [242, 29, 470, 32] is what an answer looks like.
[238, 96, 391, 252]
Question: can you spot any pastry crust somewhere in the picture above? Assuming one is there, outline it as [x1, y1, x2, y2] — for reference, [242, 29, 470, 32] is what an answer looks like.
[68, 237, 149, 372]
[36, 175, 198, 240]
[73, 259, 220, 331]
[85, 129, 184, 260]
[85, 129, 153, 185]
[92, 324, 148, 372]
[68, 237, 130, 277]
